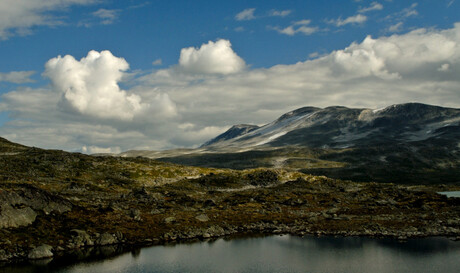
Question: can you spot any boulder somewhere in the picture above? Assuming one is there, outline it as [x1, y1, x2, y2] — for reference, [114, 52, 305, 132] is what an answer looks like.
[28, 244, 53, 260]
[0, 205, 37, 228]
[96, 233, 117, 246]
[70, 229, 94, 246]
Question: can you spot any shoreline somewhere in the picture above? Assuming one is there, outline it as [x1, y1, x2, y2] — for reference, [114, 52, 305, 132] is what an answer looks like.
[2, 229, 459, 269]
[2, 216, 460, 267]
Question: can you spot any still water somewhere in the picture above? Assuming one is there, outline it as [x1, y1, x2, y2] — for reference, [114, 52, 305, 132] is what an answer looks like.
[438, 191, 460, 198]
[4, 235, 460, 273]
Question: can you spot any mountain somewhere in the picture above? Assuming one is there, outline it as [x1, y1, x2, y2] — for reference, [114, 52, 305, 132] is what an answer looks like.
[139, 103, 460, 185]
[201, 124, 259, 147]
[202, 103, 460, 149]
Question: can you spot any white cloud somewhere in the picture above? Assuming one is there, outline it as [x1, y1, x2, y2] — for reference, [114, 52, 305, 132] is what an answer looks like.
[2, 24, 460, 152]
[152, 59, 162, 66]
[402, 3, 418, 17]
[309, 52, 320, 59]
[358, 2, 383, 13]
[385, 3, 418, 23]
[269, 9, 291, 17]
[272, 20, 319, 36]
[170, 125, 228, 147]
[82, 145, 121, 154]
[179, 39, 246, 74]
[438, 63, 450, 72]
[0, 71, 35, 83]
[235, 8, 256, 21]
[331, 36, 400, 80]
[0, 0, 97, 39]
[43, 50, 147, 121]
[388, 22, 403, 32]
[92, 8, 119, 25]
[141, 23, 460, 137]
[331, 14, 368, 27]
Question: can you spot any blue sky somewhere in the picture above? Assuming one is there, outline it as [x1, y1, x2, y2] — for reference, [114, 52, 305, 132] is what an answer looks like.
[0, 0, 459, 152]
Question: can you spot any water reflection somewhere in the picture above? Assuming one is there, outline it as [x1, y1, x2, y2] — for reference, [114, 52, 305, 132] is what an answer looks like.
[1, 235, 459, 273]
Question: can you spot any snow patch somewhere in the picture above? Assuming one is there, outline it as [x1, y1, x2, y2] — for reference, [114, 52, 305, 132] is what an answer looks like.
[373, 107, 385, 113]
[256, 131, 288, 146]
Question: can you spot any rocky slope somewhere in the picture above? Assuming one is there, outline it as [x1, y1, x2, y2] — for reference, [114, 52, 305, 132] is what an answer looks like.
[0, 137, 459, 266]
[126, 103, 460, 184]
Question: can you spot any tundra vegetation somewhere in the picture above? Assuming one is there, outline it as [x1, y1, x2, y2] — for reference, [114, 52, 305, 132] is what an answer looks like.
[0, 136, 459, 265]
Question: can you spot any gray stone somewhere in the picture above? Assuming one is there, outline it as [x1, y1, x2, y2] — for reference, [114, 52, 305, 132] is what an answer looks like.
[70, 229, 94, 246]
[28, 244, 53, 260]
[195, 214, 210, 222]
[43, 202, 71, 214]
[164, 216, 176, 224]
[205, 225, 225, 237]
[0, 205, 37, 228]
[96, 233, 117, 246]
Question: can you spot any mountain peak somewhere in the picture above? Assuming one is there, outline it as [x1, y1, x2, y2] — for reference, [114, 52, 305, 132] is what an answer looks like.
[200, 124, 259, 147]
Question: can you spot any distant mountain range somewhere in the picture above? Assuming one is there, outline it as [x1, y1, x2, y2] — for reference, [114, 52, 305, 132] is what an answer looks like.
[122, 103, 460, 185]
[202, 103, 460, 149]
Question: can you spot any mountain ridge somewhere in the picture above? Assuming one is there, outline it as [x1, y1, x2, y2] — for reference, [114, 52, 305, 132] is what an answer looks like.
[201, 102, 460, 150]
[123, 102, 460, 184]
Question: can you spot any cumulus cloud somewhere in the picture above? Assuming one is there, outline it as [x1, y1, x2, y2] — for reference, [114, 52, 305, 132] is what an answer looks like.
[141, 23, 460, 137]
[179, 39, 246, 74]
[43, 50, 147, 121]
[330, 14, 367, 26]
[0, 0, 97, 39]
[0, 71, 35, 83]
[331, 36, 401, 80]
[358, 2, 383, 13]
[272, 19, 319, 36]
[2, 24, 460, 152]
[235, 8, 256, 21]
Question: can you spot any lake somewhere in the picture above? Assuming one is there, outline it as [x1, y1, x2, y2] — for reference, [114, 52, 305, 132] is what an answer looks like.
[3, 235, 460, 273]
[438, 191, 460, 198]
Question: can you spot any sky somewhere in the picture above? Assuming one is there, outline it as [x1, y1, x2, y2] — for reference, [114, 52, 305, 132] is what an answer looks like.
[0, 0, 459, 153]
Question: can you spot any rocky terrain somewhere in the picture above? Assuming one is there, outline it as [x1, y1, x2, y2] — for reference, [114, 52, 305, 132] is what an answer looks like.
[0, 136, 460, 267]
[122, 103, 460, 184]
